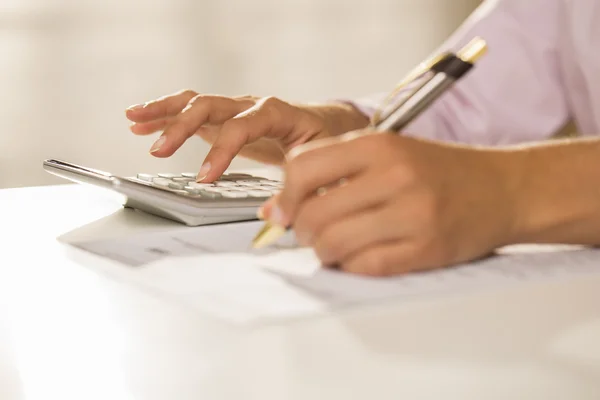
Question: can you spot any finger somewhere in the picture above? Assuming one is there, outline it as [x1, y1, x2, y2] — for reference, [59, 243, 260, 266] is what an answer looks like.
[257, 195, 279, 220]
[340, 241, 423, 277]
[150, 95, 251, 159]
[311, 204, 408, 265]
[130, 118, 170, 135]
[198, 97, 295, 182]
[293, 171, 396, 244]
[274, 136, 376, 227]
[126, 89, 198, 123]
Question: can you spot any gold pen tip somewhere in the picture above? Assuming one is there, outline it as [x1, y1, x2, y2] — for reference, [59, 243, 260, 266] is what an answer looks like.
[251, 222, 288, 249]
[457, 37, 488, 64]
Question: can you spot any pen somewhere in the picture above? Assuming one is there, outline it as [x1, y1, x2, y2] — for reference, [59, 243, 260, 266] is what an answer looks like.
[252, 37, 488, 249]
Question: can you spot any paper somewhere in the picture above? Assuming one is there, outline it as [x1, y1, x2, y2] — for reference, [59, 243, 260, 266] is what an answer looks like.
[69, 221, 298, 266]
[64, 222, 600, 325]
[258, 247, 600, 305]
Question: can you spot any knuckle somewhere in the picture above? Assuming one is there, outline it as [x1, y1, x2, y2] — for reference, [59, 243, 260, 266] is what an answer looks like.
[259, 96, 291, 119]
[356, 134, 398, 160]
[260, 96, 285, 108]
[386, 163, 417, 189]
[182, 89, 198, 98]
[188, 94, 209, 106]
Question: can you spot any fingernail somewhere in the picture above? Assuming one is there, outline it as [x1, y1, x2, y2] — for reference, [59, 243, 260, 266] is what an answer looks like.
[196, 162, 212, 182]
[127, 104, 143, 111]
[150, 136, 166, 153]
[256, 207, 265, 220]
[269, 204, 284, 226]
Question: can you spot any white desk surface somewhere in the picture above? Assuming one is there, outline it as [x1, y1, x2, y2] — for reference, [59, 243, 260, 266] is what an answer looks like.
[1, 174, 600, 400]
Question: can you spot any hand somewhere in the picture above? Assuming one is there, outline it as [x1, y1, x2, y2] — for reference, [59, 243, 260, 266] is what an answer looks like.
[261, 131, 519, 276]
[125, 90, 368, 182]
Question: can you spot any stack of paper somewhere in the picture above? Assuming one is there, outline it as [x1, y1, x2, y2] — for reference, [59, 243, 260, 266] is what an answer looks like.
[64, 221, 600, 325]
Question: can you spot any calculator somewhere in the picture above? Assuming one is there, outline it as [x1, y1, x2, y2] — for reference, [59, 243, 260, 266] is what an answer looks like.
[43, 159, 281, 226]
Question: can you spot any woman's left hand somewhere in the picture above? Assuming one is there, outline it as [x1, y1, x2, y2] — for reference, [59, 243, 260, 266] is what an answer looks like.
[261, 131, 520, 276]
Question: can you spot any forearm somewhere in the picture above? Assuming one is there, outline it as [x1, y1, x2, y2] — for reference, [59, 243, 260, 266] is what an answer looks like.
[503, 137, 600, 245]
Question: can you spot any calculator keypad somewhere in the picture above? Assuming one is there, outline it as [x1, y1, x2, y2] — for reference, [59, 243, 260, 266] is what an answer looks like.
[130, 172, 282, 200]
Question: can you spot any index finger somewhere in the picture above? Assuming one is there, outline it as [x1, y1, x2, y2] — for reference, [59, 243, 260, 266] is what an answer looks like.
[197, 97, 295, 182]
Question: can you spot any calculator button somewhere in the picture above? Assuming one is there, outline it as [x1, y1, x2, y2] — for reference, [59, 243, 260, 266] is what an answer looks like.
[218, 176, 238, 181]
[158, 173, 180, 179]
[262, 181, 283, 187]
[220, 175, 257, 181]
[247, 190, 271, 198]
[187, 182, 214, 189]
[202, 187, 229, 193]
[172, 177, 194, 183]
[168, 182, 186, 190]
[152, 177, 172, 187]
[181, 172, 198, 179]
[199, 190, 222, 199]
[184, 186, 202, 194]
[246, 185, 268, 191]
[221, 190, 248, 199]
[137, 173, 156, 182]
[214, 181, 239, 187]
[255, 184, 277, 190]
[235, 182, 261, 187]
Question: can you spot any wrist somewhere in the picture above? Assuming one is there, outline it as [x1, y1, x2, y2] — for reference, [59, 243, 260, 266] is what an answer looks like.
[483, 149, 529, 246]
[459, 148, 526, 249]
[303, 102, 370, 140]
[497, 139, 600, 246]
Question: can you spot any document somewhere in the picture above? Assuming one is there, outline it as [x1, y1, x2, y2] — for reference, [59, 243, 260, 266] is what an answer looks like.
[64, 222, 600, 325]
[68, 221, 298, 266]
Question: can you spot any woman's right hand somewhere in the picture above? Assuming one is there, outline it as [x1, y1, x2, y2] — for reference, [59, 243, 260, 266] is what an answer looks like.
[125, 90, 369, 182]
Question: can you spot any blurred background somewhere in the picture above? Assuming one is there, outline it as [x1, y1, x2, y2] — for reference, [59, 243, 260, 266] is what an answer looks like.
[0, 0, 481, 189]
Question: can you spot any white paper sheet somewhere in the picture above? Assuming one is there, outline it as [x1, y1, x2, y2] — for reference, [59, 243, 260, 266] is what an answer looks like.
[65, 222, 600, 325]
[68, 221, 298, 266]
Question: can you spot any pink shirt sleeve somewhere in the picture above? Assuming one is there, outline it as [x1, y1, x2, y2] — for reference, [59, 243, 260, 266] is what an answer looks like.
[348, 0, 570, 146]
